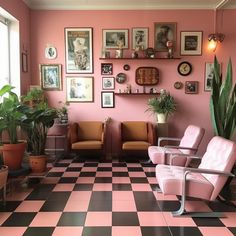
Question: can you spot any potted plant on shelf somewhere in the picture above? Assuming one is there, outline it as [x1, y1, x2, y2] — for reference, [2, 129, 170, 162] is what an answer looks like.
[0, 85, 28, 170]
[146, 89, 177, 123]
[23, 102, 58, 173]
[21, 87, 45, 107]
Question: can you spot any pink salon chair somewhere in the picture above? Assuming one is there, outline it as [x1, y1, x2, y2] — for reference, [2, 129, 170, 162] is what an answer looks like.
[148, 125, 205, 166]
[156, 136, 236, 217]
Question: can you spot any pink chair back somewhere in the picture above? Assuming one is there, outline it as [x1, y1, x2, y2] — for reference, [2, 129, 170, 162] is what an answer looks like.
[179, 125, 205, 154]
[199, 136, 236, 200]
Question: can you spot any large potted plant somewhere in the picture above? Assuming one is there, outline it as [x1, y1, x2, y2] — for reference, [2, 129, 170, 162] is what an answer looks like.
[24, 102, 58, 173]
[146, 89, 177, 123]
[210, 56, 236, 200]
[0, 85, 28, 170]
[210, 56, 236, 139]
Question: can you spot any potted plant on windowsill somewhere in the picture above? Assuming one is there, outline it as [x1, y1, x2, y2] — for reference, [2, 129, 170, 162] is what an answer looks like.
[23, 102, 58, 173]
[0, 85, 28, 170]
[146, 89, 177, 123]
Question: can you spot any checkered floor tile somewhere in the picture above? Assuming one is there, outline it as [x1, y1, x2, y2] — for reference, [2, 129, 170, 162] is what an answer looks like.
[0, 158, 236, 236]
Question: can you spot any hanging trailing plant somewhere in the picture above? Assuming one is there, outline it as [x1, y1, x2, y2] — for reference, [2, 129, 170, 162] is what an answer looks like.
[210, 56, 236, 140]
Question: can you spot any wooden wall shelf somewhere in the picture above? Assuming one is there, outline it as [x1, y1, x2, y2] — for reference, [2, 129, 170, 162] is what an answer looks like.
[115, 93, 159, 96]
[99, 57, 180, 60]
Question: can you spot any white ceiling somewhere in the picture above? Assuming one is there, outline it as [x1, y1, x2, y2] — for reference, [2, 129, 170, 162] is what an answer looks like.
[22, 0, 236, 10]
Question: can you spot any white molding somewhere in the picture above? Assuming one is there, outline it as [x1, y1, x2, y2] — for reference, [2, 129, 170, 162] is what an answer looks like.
[22, 0, 236, 10]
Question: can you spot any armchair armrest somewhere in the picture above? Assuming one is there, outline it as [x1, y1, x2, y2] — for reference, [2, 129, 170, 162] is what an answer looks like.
[68, 123, 79, 144]
[168, 152, 202, 165]
[158, 137, 181, 146]
[147, 122, 156, 145]
[184, 167, 235, 177]
[164, 145, 197, 152]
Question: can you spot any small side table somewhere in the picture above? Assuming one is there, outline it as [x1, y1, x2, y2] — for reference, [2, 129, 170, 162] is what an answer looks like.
[45, 123, 68, 163]
[156, 123, 169, 146]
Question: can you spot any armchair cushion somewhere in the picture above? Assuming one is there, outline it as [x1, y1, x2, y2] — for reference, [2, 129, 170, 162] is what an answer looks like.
[122, 141, 151, 150]
[122, 121, 148, 141]
[77, 122, 103, 141]
[148, 146, 187, 166]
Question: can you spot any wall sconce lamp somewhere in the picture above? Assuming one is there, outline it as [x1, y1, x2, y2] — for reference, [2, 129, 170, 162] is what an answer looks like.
[208, 0, 228, 52]
[208, 33, 225, 52]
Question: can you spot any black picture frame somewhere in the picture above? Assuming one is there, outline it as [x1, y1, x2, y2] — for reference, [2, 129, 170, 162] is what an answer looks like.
[101, 91, 115, 108]
[101, 63, 113, 75]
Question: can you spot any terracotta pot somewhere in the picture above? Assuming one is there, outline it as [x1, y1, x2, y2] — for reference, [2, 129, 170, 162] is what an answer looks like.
[2, 142, 26, 170]
[29, 155, 47, 173]
[0, 165, 8, 187]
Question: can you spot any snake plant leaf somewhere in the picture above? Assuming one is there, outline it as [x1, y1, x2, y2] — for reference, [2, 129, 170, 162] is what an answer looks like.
[210, 56, 236, 140]
[219, 58, 232, 123]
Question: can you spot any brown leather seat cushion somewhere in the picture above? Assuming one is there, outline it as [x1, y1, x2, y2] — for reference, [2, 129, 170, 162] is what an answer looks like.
[72, 141, 103, 150]
[122, 141, 151, 150]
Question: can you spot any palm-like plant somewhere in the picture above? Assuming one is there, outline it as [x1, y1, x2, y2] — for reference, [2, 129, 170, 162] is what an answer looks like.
[146, 89, 177, 116]
[210, 56, 236, 139]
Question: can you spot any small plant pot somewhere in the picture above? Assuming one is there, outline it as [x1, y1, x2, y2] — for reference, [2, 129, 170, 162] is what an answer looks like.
[156, 113, 168, 123]
[29, 155, 47, 173]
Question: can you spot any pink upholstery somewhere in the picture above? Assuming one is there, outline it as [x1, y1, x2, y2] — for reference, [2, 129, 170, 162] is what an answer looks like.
[156, 136, 236, 201]
[148, 125, 205, 166]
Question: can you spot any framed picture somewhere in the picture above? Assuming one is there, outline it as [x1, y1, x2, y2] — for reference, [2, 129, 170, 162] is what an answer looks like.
[102, 77, 115, 90]
[103, 29, 129, 49]
[180, 31, 203, 55]
[185, 81, 199, 94]
[101, 92, 115, 108]
[45, 46, 57, 59]
[66, 76, 94, 102]
[40, 64, 62, 90]
[65, 27, 93, 74]
[132, 28, 148, 50]
[22, 52, 28, 72]
[154, 22, 177, 52]
[101, 63, 113, 75]
[204, 62, 221, 91]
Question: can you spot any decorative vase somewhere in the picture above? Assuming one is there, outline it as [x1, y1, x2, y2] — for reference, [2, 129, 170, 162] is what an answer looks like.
[2, 142, 26, 170]
[156, 113, 168, 123]
[29, 155, 47, 173]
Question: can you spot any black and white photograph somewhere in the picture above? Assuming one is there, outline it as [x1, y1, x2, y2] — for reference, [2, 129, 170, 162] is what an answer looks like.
[101, 63, 113, 75]
[101, 91, 115, 108]
[180, 31, 202, 55]
[103, 29, 128, 49]
[66, 76, 94, 102]
[154, 22, 176, 52]
[132, 28, 148, 50]
[65, 28, 93, 73]
[102, 77, 115, 90]
[40, 64, 62, 90]
[204, 62, 221, 91]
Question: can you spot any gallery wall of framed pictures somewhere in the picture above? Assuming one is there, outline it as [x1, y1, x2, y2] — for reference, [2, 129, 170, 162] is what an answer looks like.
[39, 21, 209, 105]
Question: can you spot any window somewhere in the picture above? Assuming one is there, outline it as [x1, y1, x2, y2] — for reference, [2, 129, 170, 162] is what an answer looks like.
[0, 17, 9, 85]
[0, 8, 20, 96]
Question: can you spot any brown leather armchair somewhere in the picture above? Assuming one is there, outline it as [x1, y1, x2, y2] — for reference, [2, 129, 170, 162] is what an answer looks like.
[68, 121, 106, 160]
[120, 121, 156, 159]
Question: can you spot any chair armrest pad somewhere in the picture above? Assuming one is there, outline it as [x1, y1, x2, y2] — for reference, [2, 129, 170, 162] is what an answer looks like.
[164, 145, 197, 151]
[184, 167, 235, 177]
[158, 137, 181, 146]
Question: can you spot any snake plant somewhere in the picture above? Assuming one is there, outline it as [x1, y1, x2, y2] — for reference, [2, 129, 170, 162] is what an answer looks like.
[210, 56, 236, 139]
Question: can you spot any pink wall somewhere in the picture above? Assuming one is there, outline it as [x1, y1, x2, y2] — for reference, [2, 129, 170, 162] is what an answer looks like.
[0, 0, 31, 94]
[28, 9, 236, 155]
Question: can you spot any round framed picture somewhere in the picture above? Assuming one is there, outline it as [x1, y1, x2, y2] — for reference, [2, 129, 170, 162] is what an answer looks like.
[45, 46, 57, 59]
[177, 61, 192, 76]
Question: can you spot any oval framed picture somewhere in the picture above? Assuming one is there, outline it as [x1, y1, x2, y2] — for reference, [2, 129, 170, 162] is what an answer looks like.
[45, 46, 57, 59]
